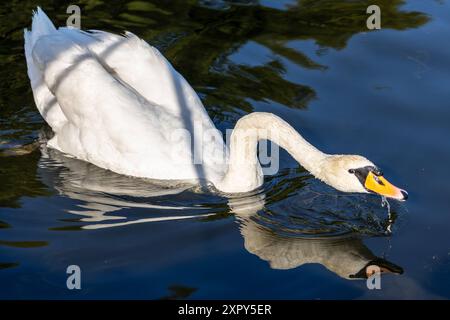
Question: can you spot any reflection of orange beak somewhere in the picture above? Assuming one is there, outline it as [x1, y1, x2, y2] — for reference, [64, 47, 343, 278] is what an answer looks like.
[364, 172, 408, 201]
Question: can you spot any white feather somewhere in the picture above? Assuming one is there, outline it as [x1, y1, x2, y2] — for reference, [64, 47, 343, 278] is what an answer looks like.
[25, 8, 227, 185]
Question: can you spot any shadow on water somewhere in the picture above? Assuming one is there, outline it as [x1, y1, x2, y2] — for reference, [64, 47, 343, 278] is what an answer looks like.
[160, 285, 198, 300]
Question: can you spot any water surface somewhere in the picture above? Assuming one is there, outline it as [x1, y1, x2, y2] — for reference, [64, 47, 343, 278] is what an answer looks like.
[0, 0, 449, 299]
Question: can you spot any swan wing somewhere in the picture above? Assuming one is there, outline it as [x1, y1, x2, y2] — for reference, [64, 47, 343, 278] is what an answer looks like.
[58, 28, 228, 179]
[25, 8, 227, 183]
[31, 33, 178, 174]
[59, 28, 211, 121]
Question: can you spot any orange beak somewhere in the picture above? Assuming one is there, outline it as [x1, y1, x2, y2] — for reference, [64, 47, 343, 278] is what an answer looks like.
[364, 172, 408, 201]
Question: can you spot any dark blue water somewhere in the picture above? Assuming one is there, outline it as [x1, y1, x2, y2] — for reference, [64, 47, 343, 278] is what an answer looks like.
[0, 0, 449, 299]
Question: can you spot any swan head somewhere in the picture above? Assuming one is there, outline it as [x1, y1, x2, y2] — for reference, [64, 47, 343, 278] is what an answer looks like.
[318, 155, 408, 201]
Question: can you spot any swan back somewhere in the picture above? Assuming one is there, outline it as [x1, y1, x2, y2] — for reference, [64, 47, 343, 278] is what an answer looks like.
[24, 8, 228, 184]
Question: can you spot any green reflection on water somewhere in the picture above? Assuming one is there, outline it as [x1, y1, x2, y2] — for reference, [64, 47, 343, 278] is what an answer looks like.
[0, 150, 52, 208]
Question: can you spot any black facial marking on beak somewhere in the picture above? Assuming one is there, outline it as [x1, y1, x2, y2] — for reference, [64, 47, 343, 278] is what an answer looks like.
[349, 258, 404, 279]
[350, 166, 373, 188]
[367, 257, 404, 274]
[349, 166, 384, 193]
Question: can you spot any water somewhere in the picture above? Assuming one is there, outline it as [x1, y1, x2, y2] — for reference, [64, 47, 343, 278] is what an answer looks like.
[0, 0, 449, 299]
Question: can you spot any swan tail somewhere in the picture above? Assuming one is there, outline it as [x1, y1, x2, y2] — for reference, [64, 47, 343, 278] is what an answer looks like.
[24, 7, 67, 133]
[24, 7, 56, 77]
[30, 7, 56, 41]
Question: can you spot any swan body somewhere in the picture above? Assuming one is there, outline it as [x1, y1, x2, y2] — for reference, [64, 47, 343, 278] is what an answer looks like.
[25, 8, 226, 185]
[24, 8, 407, 200]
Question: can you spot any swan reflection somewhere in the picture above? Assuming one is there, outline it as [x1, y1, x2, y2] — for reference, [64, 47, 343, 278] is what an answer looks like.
[38, 146, 403, 280]
[227, 195, 403, 279]
[38, 145, 209, 224]
[239, 218, 402, 279]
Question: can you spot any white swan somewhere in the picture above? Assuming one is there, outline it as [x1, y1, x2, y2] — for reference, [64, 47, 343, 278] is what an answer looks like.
[24, 8, 407, 200]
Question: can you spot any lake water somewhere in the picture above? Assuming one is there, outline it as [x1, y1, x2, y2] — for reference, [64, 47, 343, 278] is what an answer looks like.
[0, 0, 449, 299]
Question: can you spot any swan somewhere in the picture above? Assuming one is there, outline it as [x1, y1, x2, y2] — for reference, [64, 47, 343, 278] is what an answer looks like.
[24, 8, 407, 200]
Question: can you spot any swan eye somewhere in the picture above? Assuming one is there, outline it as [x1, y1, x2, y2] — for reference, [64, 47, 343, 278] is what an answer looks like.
[348, 169, 355, 174]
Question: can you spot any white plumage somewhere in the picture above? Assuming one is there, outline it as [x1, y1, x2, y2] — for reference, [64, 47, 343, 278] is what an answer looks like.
[25, 7, 227, 186]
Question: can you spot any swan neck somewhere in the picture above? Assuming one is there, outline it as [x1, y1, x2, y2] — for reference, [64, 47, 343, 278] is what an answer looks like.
[216, 112, 327, 193]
